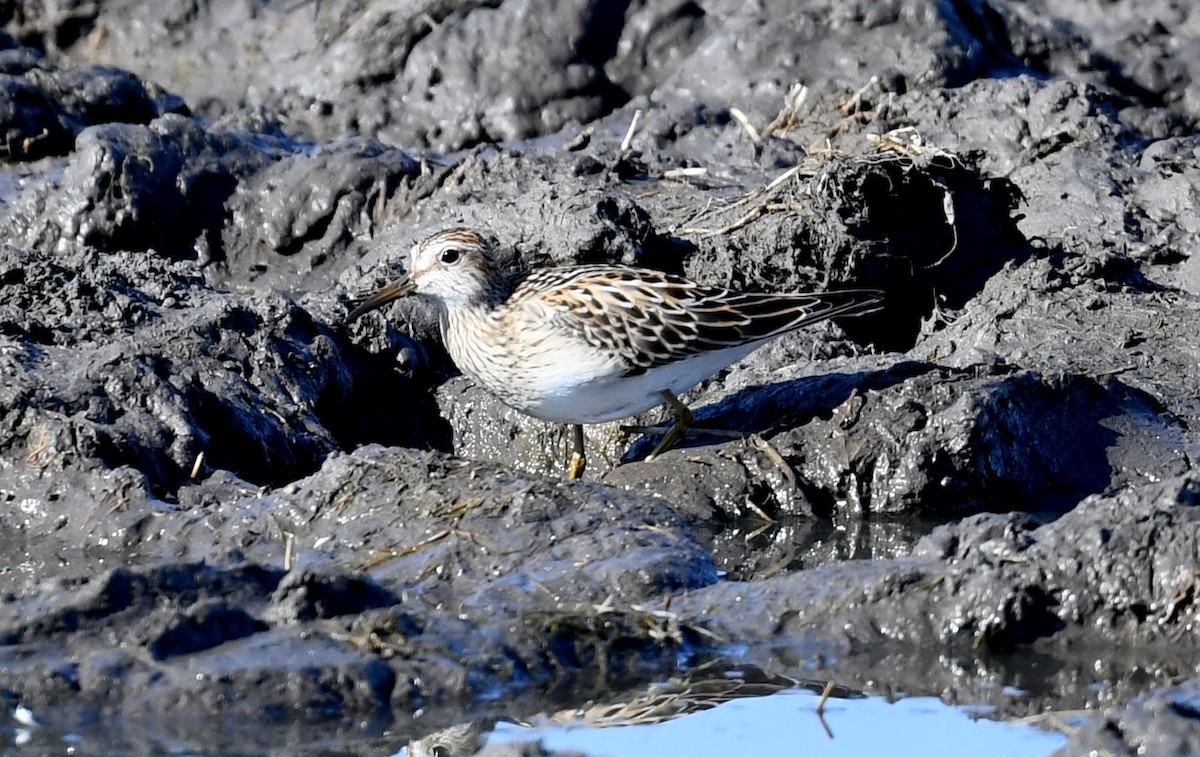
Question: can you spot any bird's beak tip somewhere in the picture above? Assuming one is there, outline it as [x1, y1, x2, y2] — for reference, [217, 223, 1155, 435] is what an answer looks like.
[343, 280, 415, 324]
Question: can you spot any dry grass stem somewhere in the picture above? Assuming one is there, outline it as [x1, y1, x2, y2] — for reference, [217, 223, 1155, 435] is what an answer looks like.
[838, 76, 879, 116]
[729, 107, 761, 142]
[750, 434, 796, 489]
[190, 451, 205, 478]
[662, 167, 709, 180]
[676, 164, 803, 238]
[763, 82, 811, 138]
[283, 532, 295, 571]
[619, 109, 642, 154]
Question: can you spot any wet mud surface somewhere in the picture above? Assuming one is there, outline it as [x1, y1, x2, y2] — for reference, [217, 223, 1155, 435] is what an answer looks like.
[2, 1, 1200, 755]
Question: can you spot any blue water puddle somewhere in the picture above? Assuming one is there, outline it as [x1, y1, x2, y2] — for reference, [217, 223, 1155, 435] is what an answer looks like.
[477, 690, 1069, 757]
[3, 681, 1074, 755]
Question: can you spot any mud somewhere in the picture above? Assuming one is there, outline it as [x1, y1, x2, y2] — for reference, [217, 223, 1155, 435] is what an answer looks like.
[2, 1, 1200, 755]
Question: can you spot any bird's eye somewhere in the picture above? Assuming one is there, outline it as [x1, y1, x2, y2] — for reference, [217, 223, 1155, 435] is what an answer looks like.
[440, 248, 461, 265]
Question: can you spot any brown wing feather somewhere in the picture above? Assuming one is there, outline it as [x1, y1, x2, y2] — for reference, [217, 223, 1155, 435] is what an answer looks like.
[514, 265, 881, 372]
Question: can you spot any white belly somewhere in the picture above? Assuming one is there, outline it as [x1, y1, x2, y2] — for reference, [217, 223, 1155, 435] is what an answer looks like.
[509, 342, 761, 424]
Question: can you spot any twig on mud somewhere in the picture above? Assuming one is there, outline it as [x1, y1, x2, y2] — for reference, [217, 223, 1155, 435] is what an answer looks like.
[729, 107, 761, 143]
[743, 498, 775, 523]
[661, 166, 709, 181]
[626, 602, 728, 644]
[762, 82, 810, 138]
[824, 76, 891, 141]
[358, 499, 487, 569]
[103, 488, 130, 515]
[619, 109, 643, 154]
[832, 388, 865, 429]
[763, 163, 807, 192]
[815, 680, 836, 738]
[920, 177, 960, 269]
[262, 513, 299, 568]
[23, 426, 53, 468]
[686, 201, 770, 238]
[1160, 571, 1199, 630]
[676, 164, 803, 238]
[861, 127, 961, 167]
[670, 196, 718, 230]
[355, 494, 482, 571]
[816, 679, 836, 715]
[608, 109, 648, 178]
[331, 489, 357, 514]
[744, 521, 775, 542]
[283, 532, 295, 572]
[1010, 709, 1095, 735]
[673, 126, 963, 240]
[749, 434, 796, 490]
[430, 495, 484, 520]
[838, 75, 879, 116]
[359, 519, 462, 569]
[447, 154, 475, 188]
[565, 129, 592, 151]
[84, 478, 135, 523]
[672, 157, 810, 232]
[591, 594, 617, 614]
[1095, 364, 1138, 378]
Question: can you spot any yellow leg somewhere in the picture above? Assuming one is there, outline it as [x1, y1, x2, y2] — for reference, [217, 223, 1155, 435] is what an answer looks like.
[566, 424, 587, 479]
[644, 390, 693, 462]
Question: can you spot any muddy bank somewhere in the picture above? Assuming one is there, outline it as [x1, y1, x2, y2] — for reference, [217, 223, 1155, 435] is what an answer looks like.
[2, 1, 1200, 754]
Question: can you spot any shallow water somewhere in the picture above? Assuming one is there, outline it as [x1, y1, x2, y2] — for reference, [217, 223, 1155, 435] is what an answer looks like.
[3, 683, 1074, 757]
[400, 688, 1070, 757]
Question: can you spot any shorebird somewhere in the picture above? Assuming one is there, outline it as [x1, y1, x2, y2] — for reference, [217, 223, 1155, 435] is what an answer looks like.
[347, 228, 882, 478]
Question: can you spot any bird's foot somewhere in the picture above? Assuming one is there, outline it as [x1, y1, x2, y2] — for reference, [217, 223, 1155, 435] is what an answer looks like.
[621, 423, 745, 437]
[567, 451, 587, 480]
[643, 428, 683, 462]
[643, 390, 693, 462]
[622, 422, 745, 462]
[566, 424, 587, 479]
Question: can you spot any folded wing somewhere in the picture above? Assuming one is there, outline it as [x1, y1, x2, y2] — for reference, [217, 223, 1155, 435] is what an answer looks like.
[518, 266, 882, 373]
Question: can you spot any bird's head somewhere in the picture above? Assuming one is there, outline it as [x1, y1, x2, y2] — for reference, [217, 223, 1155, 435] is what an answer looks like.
[346, 228, 503, 322]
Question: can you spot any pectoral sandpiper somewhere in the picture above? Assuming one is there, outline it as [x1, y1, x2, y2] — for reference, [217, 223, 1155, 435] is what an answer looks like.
[347, 228, 881, 478]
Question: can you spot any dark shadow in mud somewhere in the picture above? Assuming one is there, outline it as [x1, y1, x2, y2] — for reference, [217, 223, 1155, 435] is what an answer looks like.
[624, 361, 1172, 518]
[701, 362, 934, 437]
[820, 156, 1031, 352]
[622, 361, 931, 460]
[321, 336, 455, 459]
[939, 0, 1045, 82]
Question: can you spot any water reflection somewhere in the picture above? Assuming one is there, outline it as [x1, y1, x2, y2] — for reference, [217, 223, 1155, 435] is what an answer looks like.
[402, 681, 1067, 757]
[401, 665, 858, 756]
[407, 719, 495, 757]
[700, 513, 940, 580]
